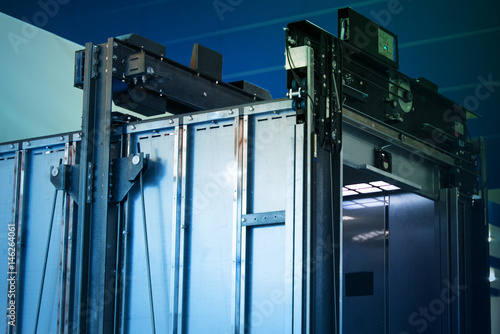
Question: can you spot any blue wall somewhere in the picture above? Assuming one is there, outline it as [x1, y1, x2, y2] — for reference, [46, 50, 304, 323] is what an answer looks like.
[1, 0, 499, 216]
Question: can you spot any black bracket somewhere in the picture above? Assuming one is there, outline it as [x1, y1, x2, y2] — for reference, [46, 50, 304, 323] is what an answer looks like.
[50, 164, 81, 205]
[109, 153, 149, 203]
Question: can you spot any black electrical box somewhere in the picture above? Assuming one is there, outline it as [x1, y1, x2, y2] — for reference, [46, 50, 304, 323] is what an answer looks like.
[338, 7, 399, 69]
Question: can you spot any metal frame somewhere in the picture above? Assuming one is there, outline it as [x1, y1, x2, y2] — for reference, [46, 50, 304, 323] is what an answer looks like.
[0, 28, 490, 334]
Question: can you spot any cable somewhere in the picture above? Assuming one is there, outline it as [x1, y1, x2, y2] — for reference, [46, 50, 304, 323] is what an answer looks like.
[140, 170, 156, 334]
[33, 188, 59, 334]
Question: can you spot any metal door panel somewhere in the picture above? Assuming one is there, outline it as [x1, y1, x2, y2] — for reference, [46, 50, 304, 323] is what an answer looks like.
[342, 196, 386, 333]
[247, 115, 292, 213]
[244, 114, 296, 333]
[123, 129, 176, 333]
[244, 225, 286, 333]
[388, 192, 440, 334]
[182, 120, 236, 333]
[18, 145, 66, 333]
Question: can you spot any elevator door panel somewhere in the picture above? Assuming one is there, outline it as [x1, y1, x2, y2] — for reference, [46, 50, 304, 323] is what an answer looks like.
[343, 196, 386, 333]
[388, 193, 440, 334]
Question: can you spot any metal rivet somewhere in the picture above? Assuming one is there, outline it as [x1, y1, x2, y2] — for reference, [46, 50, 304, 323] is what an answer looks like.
[188, 116, 193, 121]
[51, 167, 59, 177]
[132, 155, 140, 165]
[229, 109, 234, 115]
[241, 218, 246, 222]
[169, 119, 174, 124]
[249, 107, 254, 111]
[131, 125, 136, 130]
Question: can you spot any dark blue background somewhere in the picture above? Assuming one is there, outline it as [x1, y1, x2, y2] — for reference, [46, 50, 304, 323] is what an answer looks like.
[1, 0, 499, 226]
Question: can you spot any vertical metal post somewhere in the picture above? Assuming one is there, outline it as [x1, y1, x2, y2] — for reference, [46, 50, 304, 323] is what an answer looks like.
[73, 38, 118, 333]
[169, 125, 182, 333]
[292, 123, 305, 332]
[237, 114, 248, 333]
[62, 140, 78, 334]
[176, 124, 189, 333]
[448, 187, 463, 334]
[57, 142, 70, 334]
[303, 46, 314, 334]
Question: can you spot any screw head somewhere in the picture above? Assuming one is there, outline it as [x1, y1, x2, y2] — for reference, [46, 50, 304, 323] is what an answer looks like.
[132, 155, 140, 165]
[51, 167, 59, 177]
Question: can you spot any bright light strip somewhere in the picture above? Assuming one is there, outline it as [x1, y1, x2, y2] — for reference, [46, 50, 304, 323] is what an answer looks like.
[343, 180, 401, 197]
[357, 187, 382, 194]
[345, 183, 371, 190]
[380, 185, 400, 191]
[343, 190, 358, 196]
[370, 181, 390, 187]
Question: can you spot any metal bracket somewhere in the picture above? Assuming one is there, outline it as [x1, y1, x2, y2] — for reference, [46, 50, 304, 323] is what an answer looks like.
[109, 153, 149, 202]
[50, 164, 81, 204]
[241, 210, 286, 227]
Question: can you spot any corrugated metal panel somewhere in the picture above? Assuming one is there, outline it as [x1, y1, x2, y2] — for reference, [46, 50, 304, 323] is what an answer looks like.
[17, 140, 67, 333]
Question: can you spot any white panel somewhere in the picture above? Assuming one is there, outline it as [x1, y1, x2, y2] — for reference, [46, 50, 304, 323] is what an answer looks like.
[0, 13, 83, 142]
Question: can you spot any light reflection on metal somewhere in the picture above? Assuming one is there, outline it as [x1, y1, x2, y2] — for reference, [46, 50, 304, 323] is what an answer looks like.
[352, 230, 385, 242]
[489, 268, 496, 282]
[343, 197, 386, 210]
